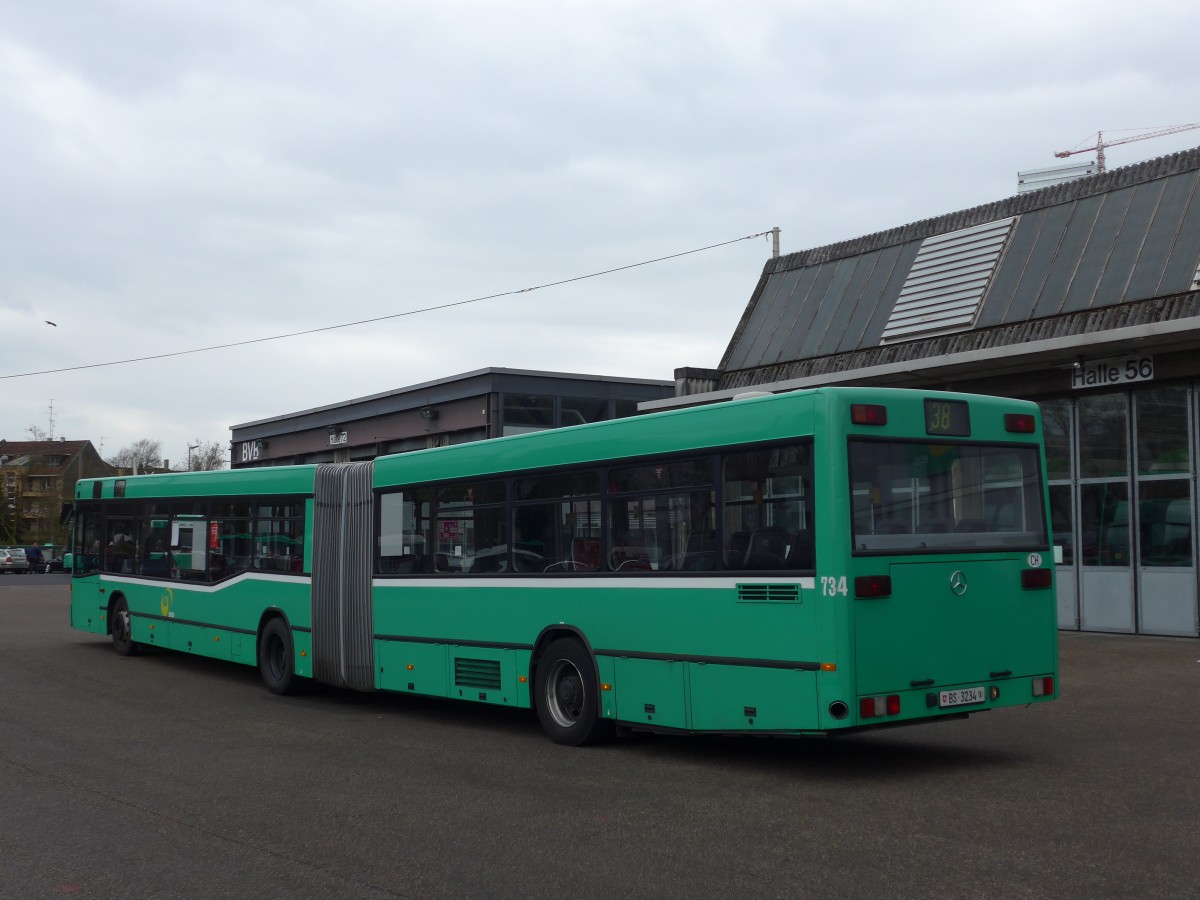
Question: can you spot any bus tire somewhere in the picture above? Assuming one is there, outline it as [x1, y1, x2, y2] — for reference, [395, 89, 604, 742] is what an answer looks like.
[111, 597, 140, 657]
[534, 638, 612, 746]
[258, 618, 296, 695]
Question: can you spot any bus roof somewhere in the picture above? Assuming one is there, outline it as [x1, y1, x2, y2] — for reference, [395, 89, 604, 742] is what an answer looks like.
[373, 385, 1039, 486]
[75, 387, 1039, 500]
[76, 465, 318, 501]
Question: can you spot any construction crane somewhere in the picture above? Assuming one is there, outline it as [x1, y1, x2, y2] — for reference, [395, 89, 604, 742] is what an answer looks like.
[1055, 123, 1200, 173]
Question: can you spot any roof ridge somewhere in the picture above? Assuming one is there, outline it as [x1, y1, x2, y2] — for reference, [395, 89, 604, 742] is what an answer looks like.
[766, 144, 1200, 275]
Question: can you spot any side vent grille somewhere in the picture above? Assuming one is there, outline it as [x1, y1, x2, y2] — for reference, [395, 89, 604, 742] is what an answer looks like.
[737, 584, 801, 603]
[454, 657, 502, 690]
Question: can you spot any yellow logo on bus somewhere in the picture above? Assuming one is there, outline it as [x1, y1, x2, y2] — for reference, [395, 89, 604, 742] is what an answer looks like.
[160, 588, 173, 617]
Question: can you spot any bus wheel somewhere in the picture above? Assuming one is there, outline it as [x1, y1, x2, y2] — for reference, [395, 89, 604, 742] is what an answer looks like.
[534, 638, 612, 746]
[258, 618, 296, 695]
[111, 598, 139, 657]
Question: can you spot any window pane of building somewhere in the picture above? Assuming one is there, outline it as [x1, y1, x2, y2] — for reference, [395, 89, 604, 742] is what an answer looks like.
[503, 394, 554, 430]
[1138, 479, 1192, 567]
[1080, 482, 1130, 567]
[1077, 393, 1128, 478]
[560, 397, 608, 426]
[1136, 387, 1189, 475]
[1039, 398, 1074, 481]
[614, 400, 639, 419]
[1049, 484, 1074, 565]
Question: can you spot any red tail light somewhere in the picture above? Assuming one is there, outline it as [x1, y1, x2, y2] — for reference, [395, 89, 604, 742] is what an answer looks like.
[1032, 676, 1055, 697]
[1005, 413, 1037, 433]
[851, 404, 888, 426]
[1021, 568, 1053, 590]
[860, 695, 902, 719]
[855, 575, 892, 599]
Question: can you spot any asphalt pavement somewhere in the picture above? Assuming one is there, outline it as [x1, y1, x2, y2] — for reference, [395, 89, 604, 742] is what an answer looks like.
[1, 576, 1198, 898]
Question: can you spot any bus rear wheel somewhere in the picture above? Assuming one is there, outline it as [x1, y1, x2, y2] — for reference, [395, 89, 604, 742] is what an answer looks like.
[258, 618, 296, 695]
[111, 598, 140, 657]
[534, 638, 612, 746]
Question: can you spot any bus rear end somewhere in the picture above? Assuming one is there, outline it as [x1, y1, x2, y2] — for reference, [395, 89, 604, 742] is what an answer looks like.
[833, 390, 1058, 730]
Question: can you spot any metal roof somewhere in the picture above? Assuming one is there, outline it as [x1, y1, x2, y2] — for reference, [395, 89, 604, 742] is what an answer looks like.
[718, 146, 1200, 384]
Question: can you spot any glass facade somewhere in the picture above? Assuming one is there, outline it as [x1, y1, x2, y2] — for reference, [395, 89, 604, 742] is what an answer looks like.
[1039, 384, 1197, 637]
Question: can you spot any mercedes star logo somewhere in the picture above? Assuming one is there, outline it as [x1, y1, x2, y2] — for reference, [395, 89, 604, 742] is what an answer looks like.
[950, 570, 968, 596]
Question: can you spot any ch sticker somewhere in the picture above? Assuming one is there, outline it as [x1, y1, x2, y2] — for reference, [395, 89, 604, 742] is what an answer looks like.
[160, 587, 173, 617]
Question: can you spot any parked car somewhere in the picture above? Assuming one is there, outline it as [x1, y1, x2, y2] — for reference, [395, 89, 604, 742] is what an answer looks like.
[1, 548, 30, 574]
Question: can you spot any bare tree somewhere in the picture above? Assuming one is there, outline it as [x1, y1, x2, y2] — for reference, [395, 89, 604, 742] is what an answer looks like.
[110, 439, 164, 474]
[176, 439, 228, 472]
[25, 425, 50, 441]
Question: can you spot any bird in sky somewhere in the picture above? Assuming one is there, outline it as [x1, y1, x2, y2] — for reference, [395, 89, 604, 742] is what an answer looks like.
[45, 321, 56, 326]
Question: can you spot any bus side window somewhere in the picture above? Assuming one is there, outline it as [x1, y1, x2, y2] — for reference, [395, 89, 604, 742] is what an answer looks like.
[722, 441, 814, 572]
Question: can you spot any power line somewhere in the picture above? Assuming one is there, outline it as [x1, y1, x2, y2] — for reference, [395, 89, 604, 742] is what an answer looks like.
[3, 230, 774, 380]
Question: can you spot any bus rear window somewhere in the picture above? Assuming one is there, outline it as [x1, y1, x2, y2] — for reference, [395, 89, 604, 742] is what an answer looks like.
[849, 440, 1048, 554]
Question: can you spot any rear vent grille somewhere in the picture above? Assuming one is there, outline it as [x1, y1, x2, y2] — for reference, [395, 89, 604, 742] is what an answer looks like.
[737, 584, 801, 603]
[454, 657, 502, 690]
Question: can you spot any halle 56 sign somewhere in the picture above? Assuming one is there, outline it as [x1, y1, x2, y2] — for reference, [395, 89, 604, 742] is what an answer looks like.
[1071, 355, 1154, 390]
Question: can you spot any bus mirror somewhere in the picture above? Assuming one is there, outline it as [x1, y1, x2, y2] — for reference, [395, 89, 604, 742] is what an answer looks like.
[59, 502, 75, 525]
[1053, 545, 1064, 565]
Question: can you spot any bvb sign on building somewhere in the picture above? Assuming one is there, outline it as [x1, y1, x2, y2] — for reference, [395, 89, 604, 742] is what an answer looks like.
[654, 147, 1200, 638]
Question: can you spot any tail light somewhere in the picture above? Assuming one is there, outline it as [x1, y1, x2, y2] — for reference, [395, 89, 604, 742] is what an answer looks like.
[1032, 676, 1055, 697]
[859, 695, 901, 719]
[851, 404, 888, 426]
[1005, 413, 1037, 433]
[855, 575, 892, 599]
[1021, 568, 1053, 590]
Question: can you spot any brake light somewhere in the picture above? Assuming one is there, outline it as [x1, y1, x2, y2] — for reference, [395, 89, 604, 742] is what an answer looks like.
[1021, 568, 1053, 590]
[851, 404, 888, 426]
[1032, 676, 1055, 697]
[859, 695, 901, 719]
[855, 575, 892, 599]
[1005, 413, 1036, 434]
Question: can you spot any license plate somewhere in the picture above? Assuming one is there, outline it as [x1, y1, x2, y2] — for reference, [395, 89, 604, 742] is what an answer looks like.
[939, 686, 986, 708]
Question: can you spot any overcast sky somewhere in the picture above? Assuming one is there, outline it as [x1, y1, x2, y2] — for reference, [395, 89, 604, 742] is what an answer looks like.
[2, 0, 1198, 466]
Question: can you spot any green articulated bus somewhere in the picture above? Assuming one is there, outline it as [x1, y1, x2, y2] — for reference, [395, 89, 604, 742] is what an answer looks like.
[69, 387, 1058, 745]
